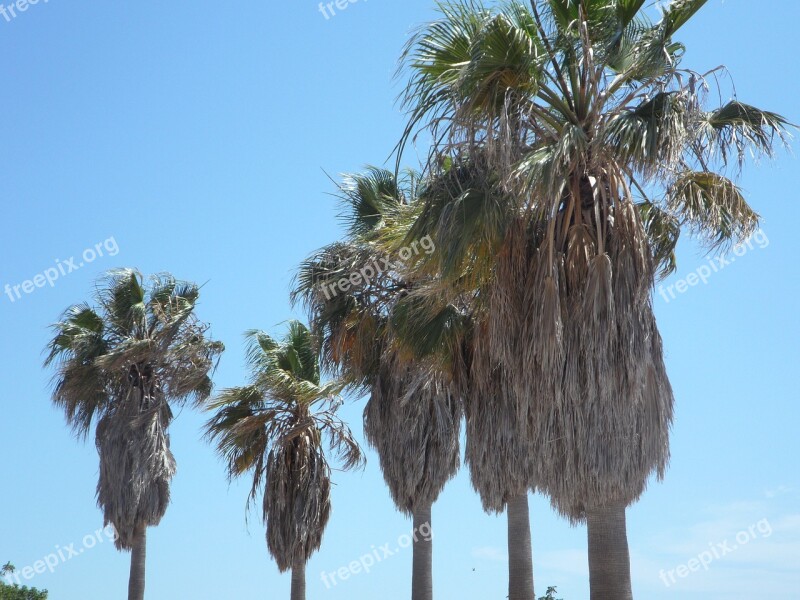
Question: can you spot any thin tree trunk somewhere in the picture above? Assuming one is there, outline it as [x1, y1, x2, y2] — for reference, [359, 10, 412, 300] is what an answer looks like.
[507, 493, 534, 600]
[290, 561, 306, 600]
[127, 525, 146, 600]
[587, 503, 633, 600]
[411, 503, 433, 600]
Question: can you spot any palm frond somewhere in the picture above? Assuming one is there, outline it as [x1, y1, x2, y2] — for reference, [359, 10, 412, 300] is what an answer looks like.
[667, 170, 759, 250]
[699, 101, 794, 168]
[638, 201, 681, 280]
[603, 91, 688, 179]
[661, 0, 709, 37]
[337, 167, 406, 238]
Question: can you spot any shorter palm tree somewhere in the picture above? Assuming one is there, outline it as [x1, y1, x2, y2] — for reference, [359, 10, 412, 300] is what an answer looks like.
[205, 321, 363, 600]
[293, 167, 463, 600]
[44, 269, 223, 600]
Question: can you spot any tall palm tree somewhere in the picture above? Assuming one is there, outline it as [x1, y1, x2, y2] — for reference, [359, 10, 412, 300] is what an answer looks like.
[293, 168, 462, 600]
[204, 321, 363, 600]
[44, 269, 223, 600]
[397, 1, 792, 598]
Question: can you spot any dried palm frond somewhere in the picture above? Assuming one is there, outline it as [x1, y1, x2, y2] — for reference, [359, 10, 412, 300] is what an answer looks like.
[364, 355, 461, 515]
[96, 389, 176, 549]
[264, 424, 332, 572]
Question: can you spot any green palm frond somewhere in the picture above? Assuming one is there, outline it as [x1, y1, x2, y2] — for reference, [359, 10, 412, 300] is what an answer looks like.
[518, 121, 588, 200]
[409, 155, 510, 284]
[699, 101, 794, 168]
[667, 170, 759, 250]
[398, 1, 491, 160]
[547, 0, 628, 47]
[608, 19, 682, 84]
[45, 303, 107, 366]
[638, 200, 681, 280]
[205, 384, 274, 506]
[460, 11, 544, 115]
[338, 167, 407, 238]
[617, 0, 648, 28]
[391, 293, 470, 364]
[661, 0, 709, 37]
[604, 91, 687, 178]
[96, 268, 147, 339]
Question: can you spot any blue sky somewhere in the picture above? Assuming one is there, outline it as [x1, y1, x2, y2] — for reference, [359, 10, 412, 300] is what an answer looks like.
[1, 1, 798, 598]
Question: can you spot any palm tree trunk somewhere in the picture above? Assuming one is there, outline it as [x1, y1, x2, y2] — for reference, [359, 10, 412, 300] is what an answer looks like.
[587, 503, 633, 600]
[127, 525, 146, 600]
[507, 493, 534, 600]
[411, 503, 433, 600]
[290, 561, 306, 600]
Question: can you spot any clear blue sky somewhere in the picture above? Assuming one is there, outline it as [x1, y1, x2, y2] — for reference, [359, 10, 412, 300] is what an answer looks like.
[1, 1, 798, 599]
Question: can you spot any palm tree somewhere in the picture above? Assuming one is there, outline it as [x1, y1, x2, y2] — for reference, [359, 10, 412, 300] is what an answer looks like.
[383, 157, 540, 600]
[397, 1, 792, 598]
[293, 168, 462, 600]
[44, 269, 223, 600]
[204, 321, 363, 600]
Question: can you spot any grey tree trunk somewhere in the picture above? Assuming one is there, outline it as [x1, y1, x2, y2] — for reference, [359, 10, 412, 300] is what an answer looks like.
[507, 493, 535, 600]
[290, 560, 306, 600]
[127, 525, 146, 600]
[411, 503, 433, 600]
[587, 503, 633, 600]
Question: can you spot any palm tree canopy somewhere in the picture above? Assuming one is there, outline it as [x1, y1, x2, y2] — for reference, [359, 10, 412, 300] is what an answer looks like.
[399, 0, 793, 276]
[292, 168, 421, 384]
[44, 269, 223, 548]
[205, 321, 363, 572]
